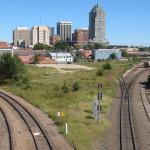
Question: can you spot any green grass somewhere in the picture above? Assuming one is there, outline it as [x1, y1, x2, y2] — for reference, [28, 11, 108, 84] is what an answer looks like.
[0, 60, 138, 150]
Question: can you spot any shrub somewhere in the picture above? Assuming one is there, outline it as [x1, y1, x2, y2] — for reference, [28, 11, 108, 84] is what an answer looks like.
[147, 75, 150, 84]
[15, 75, 30, 90]
[96, 69, 104, 76]
[121, 51, 128, 58]
[72, 81, 80, 91]
[0, 53, 30, 88]
[109, 53, 117, 60]
[61, 81, 69, 93]
[102, 62, 112, 70]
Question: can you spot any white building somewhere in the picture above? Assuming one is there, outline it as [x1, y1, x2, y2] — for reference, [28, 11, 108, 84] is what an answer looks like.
[32, 25, 50, 45]
[92, 49, 121, 60]
[0, 49, 14, 57]
[49, 52, 73, 63]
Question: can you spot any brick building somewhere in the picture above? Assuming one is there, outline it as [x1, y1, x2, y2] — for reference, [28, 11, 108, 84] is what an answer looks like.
[50, 35, 61, 45]
[0, 41, 9, 49]
[72, 28, 89, 47]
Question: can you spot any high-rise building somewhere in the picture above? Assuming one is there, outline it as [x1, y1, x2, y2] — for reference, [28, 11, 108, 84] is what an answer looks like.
[49, 27, 54, 36]
[89, 4, 105, 43]
[72, 28, 89, 46]
[13, 27, 31, 48]
[57, 21, 72, 42]
[50, 35, 61, 45]
[32, 25, 50, 45]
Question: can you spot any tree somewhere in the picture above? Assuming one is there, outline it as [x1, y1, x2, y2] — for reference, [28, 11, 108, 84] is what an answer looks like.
[121, 51, 128, 58]
[54, 41, 71, 51]
[0, 53, 29, 87]
[33, 43, 54, 50]
[94, 43, 105, 49]
[0, 53, 17, 80]
[109, 53, 117, 60]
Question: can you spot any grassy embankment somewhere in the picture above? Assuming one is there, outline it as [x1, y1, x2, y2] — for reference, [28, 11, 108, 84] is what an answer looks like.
[1, 61, 137, 150]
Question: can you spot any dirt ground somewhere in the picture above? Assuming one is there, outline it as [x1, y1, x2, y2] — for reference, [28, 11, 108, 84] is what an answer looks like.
[35, 64, 95, 73]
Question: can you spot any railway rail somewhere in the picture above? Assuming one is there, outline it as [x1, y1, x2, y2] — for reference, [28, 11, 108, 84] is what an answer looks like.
[0, 92, 53, 150]
[119, 67, 146, 150]
[140, 84, 150, 122]
[0, 108, 13, 150]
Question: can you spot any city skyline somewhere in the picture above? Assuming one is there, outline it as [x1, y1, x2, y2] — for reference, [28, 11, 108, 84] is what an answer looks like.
[0, 0, 150, 46]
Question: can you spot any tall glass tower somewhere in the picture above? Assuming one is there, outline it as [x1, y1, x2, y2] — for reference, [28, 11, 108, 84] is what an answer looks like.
[57, 21, 72, 42]
[89, 4, 105, 43]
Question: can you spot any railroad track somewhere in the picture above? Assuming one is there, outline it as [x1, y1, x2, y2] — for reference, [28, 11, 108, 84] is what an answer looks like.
[0, 92, 53, 150]
[145, 89, 150, 104]
[140, 84, 150, 122]
[119, 67, 146, 150]
[0, 108, 13, 150]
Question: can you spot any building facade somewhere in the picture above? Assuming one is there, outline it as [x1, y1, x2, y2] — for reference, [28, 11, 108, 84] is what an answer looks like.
[49, 27, 54, 36]
[50, 35, 61, 45]
[0, 41, 9, 49]
[57, 21, 72, 42]
[92, 49, 121, 60]
[89, 4, 105, 43]
[72, 28, 89, 46]
[32, 25, 50, 45]
[49, 52, 73, 63]
[13, 27, 31, 48]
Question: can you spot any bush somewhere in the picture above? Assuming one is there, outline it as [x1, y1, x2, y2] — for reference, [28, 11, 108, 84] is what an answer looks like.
[103, 62, 112, 70]
[121, 51, 128, 57]
[147, 75, 150, 84]
[109, 53, 117, 60]
[61, 81, 69, 93]
[96, 69, 104, 76]
[15, 75, 30, 90]
[0, 53, 30, 88]
[72, 81, 80, 91]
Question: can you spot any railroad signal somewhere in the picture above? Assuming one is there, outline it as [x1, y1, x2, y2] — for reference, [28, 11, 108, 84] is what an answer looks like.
[98, 92, 103, 101]
[98, 83, 103, 89]
[93, 83, 103, 122]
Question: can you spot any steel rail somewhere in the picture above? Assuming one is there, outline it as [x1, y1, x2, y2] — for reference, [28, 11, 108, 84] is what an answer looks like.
[0, 108, 13, 150]
[0, 92, 53, 150]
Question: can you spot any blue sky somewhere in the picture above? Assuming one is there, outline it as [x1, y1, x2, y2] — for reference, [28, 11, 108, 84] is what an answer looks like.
[0, 0, 150, 46]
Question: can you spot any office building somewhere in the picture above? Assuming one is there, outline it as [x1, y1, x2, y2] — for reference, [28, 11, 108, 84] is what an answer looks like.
[50, 35, 61, 45]
[89, 4, 105, 43]
[13, 27, 31, 48]
[57, 21, 72, 42]
[72, 28, 89, 46]
[49, 27, 54, 36]
[32, 25, 50, 45]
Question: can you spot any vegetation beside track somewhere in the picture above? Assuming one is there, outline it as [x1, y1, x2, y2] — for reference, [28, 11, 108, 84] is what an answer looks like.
[1, 60, 138, 150]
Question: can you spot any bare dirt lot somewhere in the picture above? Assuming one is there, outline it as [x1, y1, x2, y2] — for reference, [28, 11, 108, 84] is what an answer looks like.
[35, 64, 95, 73]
